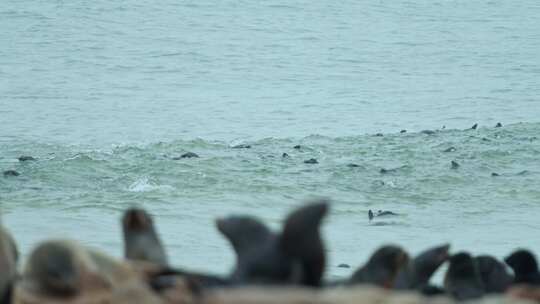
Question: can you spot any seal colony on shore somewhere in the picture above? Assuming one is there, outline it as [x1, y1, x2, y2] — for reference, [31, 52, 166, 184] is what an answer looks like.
[1, 200, 540, 304]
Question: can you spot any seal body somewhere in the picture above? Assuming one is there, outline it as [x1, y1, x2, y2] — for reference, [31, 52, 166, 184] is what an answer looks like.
[0, 224, 18, 303]
[444, 252, 484, 301]
[475, 255, 513, 293]
[394, 244, 450, 290]
[122, 208, 168, 267]
[349, 245, 409, 288]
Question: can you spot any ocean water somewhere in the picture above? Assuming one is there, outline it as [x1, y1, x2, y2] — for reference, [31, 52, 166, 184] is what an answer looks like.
[1, 0, 540, 280]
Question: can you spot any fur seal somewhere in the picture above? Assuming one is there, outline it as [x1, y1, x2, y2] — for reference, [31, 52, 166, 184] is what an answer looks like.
[505, 249, 540, 285]
[0, 223, 18, 303]
[18, 156, 36, 162]
[451, 160, 460, 169]
[173, 152, 199, 159]
[471, 123, 478, 130]
[475, 255, 513, 293]
[303, 158, 318, 164]
[444, 252, 484, 301]
[19, 240, 136, 298]
[219, 201, 328, 287]
[349, 245, 409, 288]
[3, 170, 19, 177]
[122, 208, 168, 267]
[368, 210, 398, 221]
[216, 216, 273, 267]
[394, 244, 450, 290]
[232, 144, 251, 149]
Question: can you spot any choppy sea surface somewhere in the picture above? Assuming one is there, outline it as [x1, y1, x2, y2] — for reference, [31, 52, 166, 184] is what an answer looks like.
[1, 0, 540, 280]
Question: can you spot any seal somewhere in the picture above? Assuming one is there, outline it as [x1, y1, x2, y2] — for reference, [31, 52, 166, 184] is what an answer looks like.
[216, 216, 273, 267]
[0, 222, 18, 303]
[220, 201, 329, 287]
[368, 210, 399, 221]
[280, 201, 328, 287]
[475, 255, 513, 293]
[122, 208, 168, 267]
[505, 249, 540, 285]
[394, 243, 450, 290]
[444, 252, 484, 301]
[20, 240, 136, 298]
[349, 245, 409, 288]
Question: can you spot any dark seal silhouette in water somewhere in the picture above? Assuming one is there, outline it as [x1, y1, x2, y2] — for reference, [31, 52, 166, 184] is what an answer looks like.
[0, 222, 18, 303]
[218, 201, 328, 287]
[3, 170, 19, 177]
[18, 156, 36, 162]
[303, 158, 318, 164]
[349, 245, 409, 288]
[122, 208, 168, 267]
[368, 210, 399, 221]
[444, 252, 484, 301]
[394, 243, 450, 290]
[172, 152, 199, 159]
[475, 255, 513, 293]
[505, 249, 540, 285]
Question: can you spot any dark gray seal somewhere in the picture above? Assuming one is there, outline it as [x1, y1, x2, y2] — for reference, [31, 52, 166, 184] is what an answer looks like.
[505, 249, 540, 285]
[304, 158, 318, 164]
[349, 245, 409, 288]
[122, 208, 168, 267]
[3, 170, 19, 177]
[218, 201, 329, 287]
[368, 210, 399, 221]
[444, 252, 484, 301]
[394, 244, 450, 290]
[172, 152, 199, 159]
[475, 255, 513, 293]
[18, 156, 36, 162]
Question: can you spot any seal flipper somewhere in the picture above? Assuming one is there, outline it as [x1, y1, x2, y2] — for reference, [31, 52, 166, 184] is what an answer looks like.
[280, 200, 329, 287]
[122, 208, 168, 267]
[216, 216, 272, 265]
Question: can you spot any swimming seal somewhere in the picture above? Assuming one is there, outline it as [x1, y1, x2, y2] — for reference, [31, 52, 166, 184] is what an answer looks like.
[505, 249, 540, 285]
[394, 243, 450, 290]
[349, 245, 409, 288]
[122, 208, 168, 267]
[368, 210, 398, 221]
[444, 252, 484, 301]
[475, 255, 513, 293]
